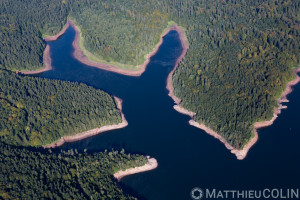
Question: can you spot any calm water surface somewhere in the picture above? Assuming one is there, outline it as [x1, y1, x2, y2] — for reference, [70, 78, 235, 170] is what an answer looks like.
[39, 26, 300, 200]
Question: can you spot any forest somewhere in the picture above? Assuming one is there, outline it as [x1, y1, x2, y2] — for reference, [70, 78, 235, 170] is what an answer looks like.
[69, 0, 169, 68]
[0, 1, 156, 199]
[0, 70, 122, 146]
[0, 0, 68, 71]
[0, 142, 147, 199]
[72, 0, 299, 148]
[0, 0, 299, 198]
[1, 0, 299, 148]
[170, 0, 300, 147]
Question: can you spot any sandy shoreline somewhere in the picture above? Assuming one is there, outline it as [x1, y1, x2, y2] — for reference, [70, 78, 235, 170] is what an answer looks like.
[43, 97, 128, 148]
[20, 21, 71, 75]
[21, 20, 186, 76]
[44, 21, 70, 42]
[70, 21, 185, 77]
[165, 20, 300, 160]
[113, 157, 158, 181]
[168, 58, 300, 159]
[234, 67, 300, 159]
[18, 18, 300, 159]
[173, 105, 195, 118]
[166, 26, 189, 105]
[20, 45, 52, 75]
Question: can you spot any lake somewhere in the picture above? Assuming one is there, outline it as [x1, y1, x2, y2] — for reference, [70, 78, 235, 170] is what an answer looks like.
[39, 25, 300, 200]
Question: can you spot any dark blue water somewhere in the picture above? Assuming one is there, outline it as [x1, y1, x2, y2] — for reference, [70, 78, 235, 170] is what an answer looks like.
[40, 26, 300, 200]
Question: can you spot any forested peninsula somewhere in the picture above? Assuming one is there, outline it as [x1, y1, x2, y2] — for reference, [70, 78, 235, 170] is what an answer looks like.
[1, 0, 299, 157]
[0, 0, 299, 198]
[0, 69, 152, 198]
[0, 142, 148, 199]
[0, 69, 125, 146]
[0, 1, 157, 199]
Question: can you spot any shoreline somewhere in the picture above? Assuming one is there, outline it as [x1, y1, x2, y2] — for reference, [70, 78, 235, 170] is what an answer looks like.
[43, 97, 128, 148]
[233, 67, 300, 159]
[70, 20, 185, 77]
[20, 21, 71, 75]
[168, 56, 300, 159]
[18, 18, 300, 159]
[20, 45, 53, 75]
[113, 157, 158, 181]
[44, 21, 70, 42]
[165, 21, 300, 160]
[20, 20, 186, 76]
[166, 26, 189, 105]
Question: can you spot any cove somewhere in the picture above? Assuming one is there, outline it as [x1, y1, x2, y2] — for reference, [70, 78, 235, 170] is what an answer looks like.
[38, 25, 300, 200]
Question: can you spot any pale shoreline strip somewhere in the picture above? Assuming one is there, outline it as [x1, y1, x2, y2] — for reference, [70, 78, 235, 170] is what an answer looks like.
[21, 20, 159, 177]
[70, 20, 185, 77]
[165, 20, 300, 160]
[20, 21, 71, 75]
[18, 18, 300, 160]
[43, 97, 128, 148]
[20, 45, 52, 75]
[43, 21, 70, 42]
[113, 157, 158, 181]
[21, 19, 183, 77]
[167, 37, 300, 160]
[166, 26, 189, 105]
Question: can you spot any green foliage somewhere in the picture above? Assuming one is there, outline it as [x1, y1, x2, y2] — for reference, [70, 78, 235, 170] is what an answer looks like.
[0, 0, 299, 148]
[0, 0, 68, 71]
[68, 0, 169, 67]
[0, 70, 122, 146]
[0, 142, 147, 199]
[170, 0, 300, 148]
[0, 3, 151, 199]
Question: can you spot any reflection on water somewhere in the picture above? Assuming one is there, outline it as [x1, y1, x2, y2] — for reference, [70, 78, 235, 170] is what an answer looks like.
[39, 26, 300, 200]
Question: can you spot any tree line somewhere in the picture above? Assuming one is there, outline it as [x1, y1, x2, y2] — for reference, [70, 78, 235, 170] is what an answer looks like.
[0, 0, 299, 151]
[0, 70, 122, 146]
[0, 141, 147, 199]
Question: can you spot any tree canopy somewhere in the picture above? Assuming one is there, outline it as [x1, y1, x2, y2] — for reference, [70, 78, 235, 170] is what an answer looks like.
[0, 142, 147, 199]
[0, 0, 299, 148]
[0, 70, 121, 146]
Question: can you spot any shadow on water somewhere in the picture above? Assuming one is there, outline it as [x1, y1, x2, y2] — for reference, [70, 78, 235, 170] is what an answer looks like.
[37, 26, 300, 200]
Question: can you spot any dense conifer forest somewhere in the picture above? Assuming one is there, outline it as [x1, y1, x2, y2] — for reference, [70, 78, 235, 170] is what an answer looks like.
[0, 0, 68, 71]
[170, 0, 300, 147]
[0, 0, 299, 198]
[0, 70, 122, 146]
[69, 0, 169, 67]
[0, 142, 147, 199]
[1, 0, 299, 147]
[0, 1, 152, 199]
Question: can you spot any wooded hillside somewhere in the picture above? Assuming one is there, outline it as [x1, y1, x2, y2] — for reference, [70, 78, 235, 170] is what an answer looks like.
[0, 70, 121, 146]
[0, 0, 299, 148]
[0, 142, 146, 199]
